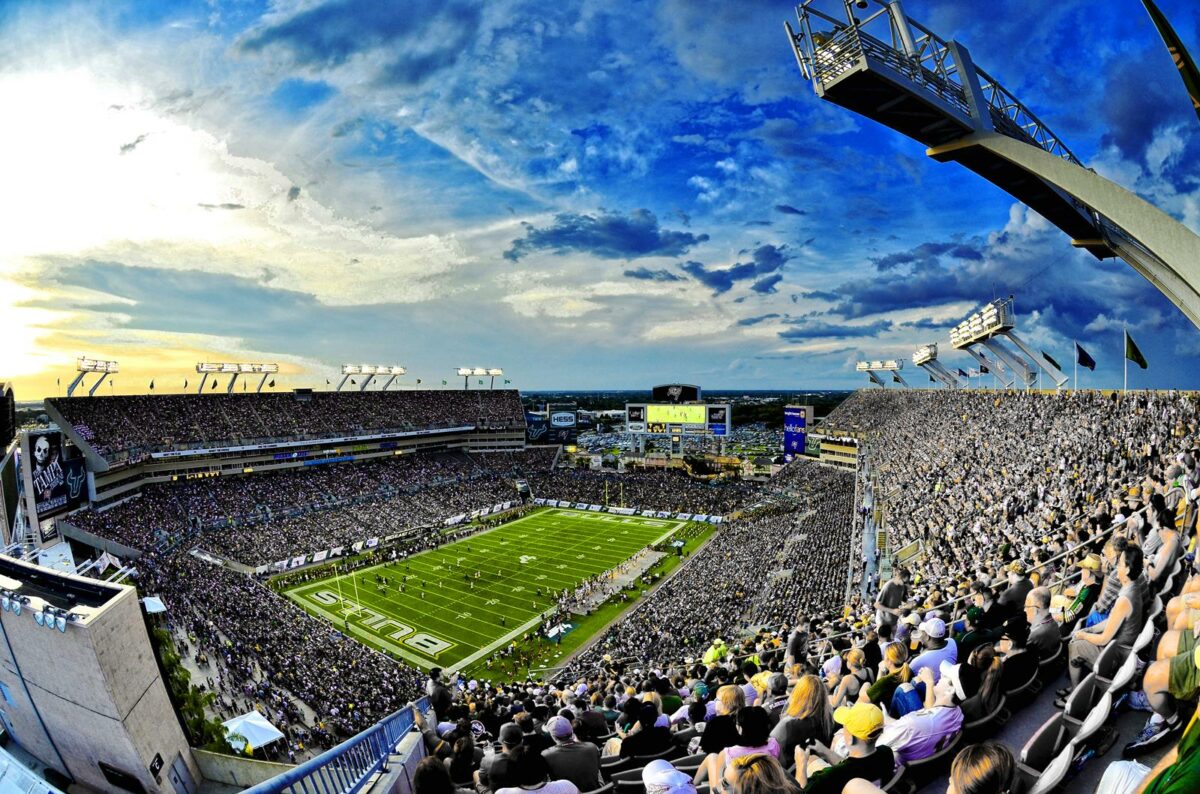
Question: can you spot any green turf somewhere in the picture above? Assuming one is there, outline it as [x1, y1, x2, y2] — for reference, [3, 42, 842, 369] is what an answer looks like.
[282, 508, 684, 670]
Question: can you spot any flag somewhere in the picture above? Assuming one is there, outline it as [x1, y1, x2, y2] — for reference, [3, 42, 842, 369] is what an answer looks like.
[243, 380, 247, 391]
[442, 379, 447, 385]
[957, 368, 968, 377]
[350, 378, 357, 385]
[968, 368, 980, 377]
[1125, 330, 1148, 369]
[929, 375, 936, 383]
[416, 378, 422, 384]
[892, 373, 902, 384]
[1041, 350, 1061, 371]
[326, 379, 330, 385]
[149, 380, 155, 390]
[56, 377, 60, 387]
[211, 380, 218, 389]
[979, 365, 989, 374]
[504, 379, 511, 384]
[1142, 0, 1200, 122]
[184, 379, 188, 389]
[268, 379, 275, 388]
[478, 379, 484, 385]
[1075, 342, 1096, 371]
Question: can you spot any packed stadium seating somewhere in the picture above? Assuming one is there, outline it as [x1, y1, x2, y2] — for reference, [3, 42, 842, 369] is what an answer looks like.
[60, 387, 1200, 792]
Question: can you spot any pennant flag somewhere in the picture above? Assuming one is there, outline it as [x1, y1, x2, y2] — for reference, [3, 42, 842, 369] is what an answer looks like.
[979, 365, 989, 374]
[184, 379, 188, 389]
[957, 368, 968, 378]
[504, 379, 512, 384]
[149, 380, 155, 390]
[211, 380, 218, 389]
[478, 379, 484, 385]
[326, 379, 331, 385]
[929, 375, 936, 383]
[1041, 350, 1061, 371]
[1075, 342, 1096, 371]
[56, 377, 61, 386]
[1142, 0, 1200, 122]
[268, 379, 275, 388]
[892, 373, 902, 383]
[1125, 330, 1148, 369]
[416, 378, 422, 384]
[441, 379, 448, 385]
[243, 380, 247, 391]
[350, 378, 357, 385]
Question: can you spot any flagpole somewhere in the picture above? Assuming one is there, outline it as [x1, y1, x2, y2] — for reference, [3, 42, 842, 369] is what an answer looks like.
[1073, 341, 1077, 391]
[1123, 329, 1128, 394]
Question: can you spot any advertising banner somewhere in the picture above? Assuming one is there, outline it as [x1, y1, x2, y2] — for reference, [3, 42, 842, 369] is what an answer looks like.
[25, 431, 87, 521]
[783, 405, 808, 463]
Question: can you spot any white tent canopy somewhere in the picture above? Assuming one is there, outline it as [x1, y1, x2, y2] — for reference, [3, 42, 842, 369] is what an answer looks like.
[222, 711, 285, 753]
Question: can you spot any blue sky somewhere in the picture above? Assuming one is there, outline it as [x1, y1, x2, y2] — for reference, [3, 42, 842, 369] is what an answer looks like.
[1, 0, 1198, 394]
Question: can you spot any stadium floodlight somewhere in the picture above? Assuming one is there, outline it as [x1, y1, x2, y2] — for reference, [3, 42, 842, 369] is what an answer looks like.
[196, 362, 279, 394]
[341, 365, 363, 375]
[855, 359, 907, 388]
[338, 363, 405, 391]
[68, 357, 120, 397]
[486, 367, 504, 389]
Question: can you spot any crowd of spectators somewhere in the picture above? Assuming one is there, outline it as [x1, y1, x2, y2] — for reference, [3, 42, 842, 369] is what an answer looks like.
[526, 469, 758, 517]
[49, 389, 526, 461]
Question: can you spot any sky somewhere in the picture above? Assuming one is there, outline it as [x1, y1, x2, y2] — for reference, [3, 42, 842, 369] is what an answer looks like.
[1, 0, 1199, 397]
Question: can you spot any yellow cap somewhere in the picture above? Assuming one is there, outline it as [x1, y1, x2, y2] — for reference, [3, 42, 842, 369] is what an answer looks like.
[833, 702, 884, 740]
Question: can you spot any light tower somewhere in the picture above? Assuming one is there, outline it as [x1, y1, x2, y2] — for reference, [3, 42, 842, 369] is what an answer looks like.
[855, 359, 907, 388]
[196, 362, 278, 394]
[67, 358, 119, 397]
[912, 344, 961, 388]
[949, 299, 1066, 389]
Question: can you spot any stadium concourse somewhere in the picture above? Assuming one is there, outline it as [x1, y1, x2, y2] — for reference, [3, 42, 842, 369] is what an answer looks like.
[44, 388, 1200, 794]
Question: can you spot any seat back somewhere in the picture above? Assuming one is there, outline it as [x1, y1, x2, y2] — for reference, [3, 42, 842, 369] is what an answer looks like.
[1020, 712, 1065, 770]
[1131, 620, 1157, 654]
[1037, 642, 1064, 680]
[964, 695, 1008, 741]
[1106, 648, 1140, 693]
[882, 764, 906, 792]
[581, 785, 615, 794]
[1064, 672, 1101, 724]
[1027, 744, 1073, 794]
[1072, 691, 1113, 746]
[1094, 642, 1131, 684]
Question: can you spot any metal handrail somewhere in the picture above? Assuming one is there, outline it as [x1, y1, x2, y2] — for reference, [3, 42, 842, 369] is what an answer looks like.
[243, 696, 429, 794]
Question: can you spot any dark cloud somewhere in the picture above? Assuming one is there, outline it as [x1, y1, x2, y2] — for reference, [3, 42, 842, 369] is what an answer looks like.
[240, 0, 482, 88]
[775, 204, 805, 215]
[750, 274, 783, 294]
[900, 317, 957, 330]
[197, 203, 245, 210]
[679, 260, 756, 294]
[119, 134, 148, 154]
[623, 267, 683, 282]
[799, 290, 840, 302]
[777, 320, 893, 341]
[747, 243, 790, 275]
[286, 186, 301, 202]
[872, 241, 984, 271]
[504, 209, 708, 261]
[736, 313, 781, 326]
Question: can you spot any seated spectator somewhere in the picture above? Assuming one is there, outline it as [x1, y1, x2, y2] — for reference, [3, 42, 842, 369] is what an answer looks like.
[947, 743, 1015, 794]
[1050, 554, 1102, 625]
[1060, 544, 1147, 706]
[618, 703, 673, 759]
[910, 618, 957, 683]
[1024, 586, 1060, 661]
[794, 702, 894, 793]
[476, 723, 523, 794]
[829, 649, 874, 710]
[722, 753, 799, 794]
[772, 674, 834, 760]
[877, 663, 975, 768]
[541, 716, 601, 793]
[642, 758, 697, 794]
[996, 562, 1033, 621]
[996, 621, 1038, 694]
[700, 684, 745, 755]
[762, 673, 790, 727]
[494, 745, 580, 794]
[697, 706, 780, 789]
[959, 646, 1003, 723]
[862, 643, 912, 710]
[446, 735, 483, 789]
[1097, 708, 1200, 794]
[415, 755, 474, 794]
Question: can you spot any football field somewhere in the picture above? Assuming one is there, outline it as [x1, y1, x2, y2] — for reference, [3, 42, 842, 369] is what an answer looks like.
[282, 508, 683, 670]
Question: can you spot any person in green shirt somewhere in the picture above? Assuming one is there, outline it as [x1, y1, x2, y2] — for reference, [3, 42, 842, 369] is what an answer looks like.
[1095, 708, 1200, 794]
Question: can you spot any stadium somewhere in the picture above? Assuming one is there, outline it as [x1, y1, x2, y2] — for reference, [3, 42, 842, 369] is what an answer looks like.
[2, 1, 1200, 794]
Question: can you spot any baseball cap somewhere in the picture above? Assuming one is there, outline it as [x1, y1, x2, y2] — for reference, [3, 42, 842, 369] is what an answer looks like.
[918, 617, 947, 639]
[900, 613, 921, 627]
[642, 759, 695, 794]
[939, 661, 982, 702]
[1075, 553, 1102, 571]
[833, 702, 884, 740]
[498, 723, 523, 746]
[546, 715, 575, 742]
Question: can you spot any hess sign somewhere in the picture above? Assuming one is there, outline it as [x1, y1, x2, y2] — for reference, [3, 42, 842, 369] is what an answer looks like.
[549, 412, 576, 428]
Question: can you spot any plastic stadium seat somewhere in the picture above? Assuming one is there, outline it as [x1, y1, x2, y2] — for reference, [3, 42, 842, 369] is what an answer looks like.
[1062, 672, 1104, 740]
[1016, 712, 1066, 790]
[1147, 595, 1164, 625]
[1026, 744, 1073, 794]
[633, 747, 681, 764]
[601, 756, 632, 779]
[581, 785, 614, 794]
[963, 694, 1008, 742]
[1094, 642, 1132, 688]
[672, 728, 698, 747]
[881, 764, 905, 792]
[1131, 620, 1158, 657]
[1105, 648, 1140, 693]
[671, 753, 706, 776]
[1037, 641, 1065, 682]
[610, 768, 646, 794]
[900, 730, 962, 790]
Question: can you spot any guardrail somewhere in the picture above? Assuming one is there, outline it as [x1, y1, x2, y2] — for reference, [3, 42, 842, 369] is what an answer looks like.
[243, 696, 429, 794]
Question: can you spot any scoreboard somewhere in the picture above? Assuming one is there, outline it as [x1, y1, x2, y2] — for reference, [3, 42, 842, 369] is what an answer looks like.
[625, 403, 731, 436]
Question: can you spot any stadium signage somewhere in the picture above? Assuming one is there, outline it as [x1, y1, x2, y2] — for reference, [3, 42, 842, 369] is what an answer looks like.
[150, 426, 475, 460]
[549, 411, 576, 428]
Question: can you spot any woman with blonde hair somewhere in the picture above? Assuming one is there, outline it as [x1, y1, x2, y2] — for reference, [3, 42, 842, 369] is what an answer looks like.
[720, 753, 799, 794]
[770, 674, 834, 760]
[700, 684, 746, 755]
[829, 649, 874, 710]
[947, 742, 1015, 794]
[862, 642, 912, 710]
[961, 646, 1004, 723]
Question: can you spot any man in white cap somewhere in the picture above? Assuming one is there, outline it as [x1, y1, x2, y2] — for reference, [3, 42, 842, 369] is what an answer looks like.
[909, 617, 957, 683]
[642, 759, 697, 794]
[542, 715, 601, 793]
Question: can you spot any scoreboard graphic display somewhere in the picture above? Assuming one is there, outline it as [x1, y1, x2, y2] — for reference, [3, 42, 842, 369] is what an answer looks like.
[626, 403, 731, 436]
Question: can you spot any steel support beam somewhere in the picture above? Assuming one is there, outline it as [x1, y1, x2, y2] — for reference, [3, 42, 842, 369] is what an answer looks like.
[980, 338, 1036, 388]
[1005, 330, 1068, 389]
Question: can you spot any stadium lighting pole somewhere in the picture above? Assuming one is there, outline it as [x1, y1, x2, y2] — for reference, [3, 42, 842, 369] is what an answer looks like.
[457, 367, 472, 390]
[487, 368, 504, 389]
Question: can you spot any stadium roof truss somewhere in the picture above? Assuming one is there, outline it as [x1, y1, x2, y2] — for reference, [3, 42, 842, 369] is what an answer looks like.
[786, 0, 1200, 329]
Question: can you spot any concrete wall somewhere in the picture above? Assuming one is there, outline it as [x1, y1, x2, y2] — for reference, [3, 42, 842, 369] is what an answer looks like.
[0, 565, 199, 793]
[192, 749, 293, 789]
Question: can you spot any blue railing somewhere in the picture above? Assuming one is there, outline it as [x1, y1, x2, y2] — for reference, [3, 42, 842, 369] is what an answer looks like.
[243, 697, 429, 794]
